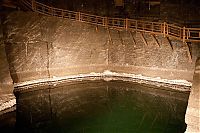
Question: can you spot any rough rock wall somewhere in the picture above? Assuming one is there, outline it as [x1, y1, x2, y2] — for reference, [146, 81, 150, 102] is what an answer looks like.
[4, 11, 199, 83]
[108, 29, 199, 81]
[0, 18, 13, 91]
[4, 12, 108, 83]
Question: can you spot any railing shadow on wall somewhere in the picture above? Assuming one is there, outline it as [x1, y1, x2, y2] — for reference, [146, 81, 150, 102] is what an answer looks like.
[20, 0, 200, 43]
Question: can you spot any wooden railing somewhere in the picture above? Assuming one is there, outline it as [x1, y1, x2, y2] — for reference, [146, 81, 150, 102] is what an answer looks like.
[21, 0, 200, 42]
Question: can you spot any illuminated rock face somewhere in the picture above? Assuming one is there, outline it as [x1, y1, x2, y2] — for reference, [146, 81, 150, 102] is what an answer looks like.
[2, 11, 200, 83]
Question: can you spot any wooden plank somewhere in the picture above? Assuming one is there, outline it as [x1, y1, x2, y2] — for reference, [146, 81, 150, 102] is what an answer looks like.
[151, 34, 160, 47]
[183, 27, 186, 42]
[139, 32, 148, 46]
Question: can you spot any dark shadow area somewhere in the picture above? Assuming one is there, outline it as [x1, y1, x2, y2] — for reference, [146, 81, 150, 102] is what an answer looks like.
[0, 111, 16, 133]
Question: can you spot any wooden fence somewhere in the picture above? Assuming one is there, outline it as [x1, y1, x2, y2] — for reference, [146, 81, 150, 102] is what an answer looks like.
[21, 0, 200, 42]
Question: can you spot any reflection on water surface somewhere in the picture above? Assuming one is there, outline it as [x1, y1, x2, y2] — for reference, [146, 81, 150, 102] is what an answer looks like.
[2, 80, 190, 133]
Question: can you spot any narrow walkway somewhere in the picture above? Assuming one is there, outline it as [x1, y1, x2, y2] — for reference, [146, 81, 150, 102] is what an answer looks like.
[20, 0, 200, 43]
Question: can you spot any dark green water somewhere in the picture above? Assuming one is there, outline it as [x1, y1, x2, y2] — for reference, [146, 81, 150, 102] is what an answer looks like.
[0, 80, 189, 133]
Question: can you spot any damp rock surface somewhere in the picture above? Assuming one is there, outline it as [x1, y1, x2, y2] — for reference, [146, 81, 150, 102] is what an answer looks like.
[2, 11, 200, 83]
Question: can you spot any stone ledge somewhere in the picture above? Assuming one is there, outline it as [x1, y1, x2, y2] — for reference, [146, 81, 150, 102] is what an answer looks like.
[11, 65, 194, 84]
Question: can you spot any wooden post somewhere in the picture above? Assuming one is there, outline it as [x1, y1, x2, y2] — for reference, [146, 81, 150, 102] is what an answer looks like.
[187, 29, 189, 40]
[95, 16, 97, 24]
[163, 22, 166, 37]
[166, 23, 169, 35]
[78, 12, 81, 21]
[104, 17, 108, 27]
[125, 18, 128, 30]
[135, 20, 138, 30]
[32, 0, 35, 11]
[188, 30, 190, 38]
[183, 27, 186, 42]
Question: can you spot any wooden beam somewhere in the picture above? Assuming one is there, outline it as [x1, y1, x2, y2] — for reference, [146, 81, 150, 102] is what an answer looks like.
[163, 22, 166, 37]
[151, 34, 160, 47]
[183, 27, 186, 42]
[78, 12, 81, 21]
[125, 18, 128, 30]
[95, 26, 98, 32]
[184, 42, 192, 63]
[31, 0, 36, 10]
[129, 31, 137, 47]
[165, 37, 173, 50]
[139, 32, 148, 46]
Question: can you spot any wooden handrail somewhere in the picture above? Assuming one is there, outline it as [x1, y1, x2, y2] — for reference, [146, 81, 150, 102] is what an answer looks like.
[21, 0, 200, 42]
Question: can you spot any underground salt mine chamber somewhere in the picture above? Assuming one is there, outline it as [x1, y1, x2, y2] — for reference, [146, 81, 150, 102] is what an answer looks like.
[0, 0, 200, 133]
